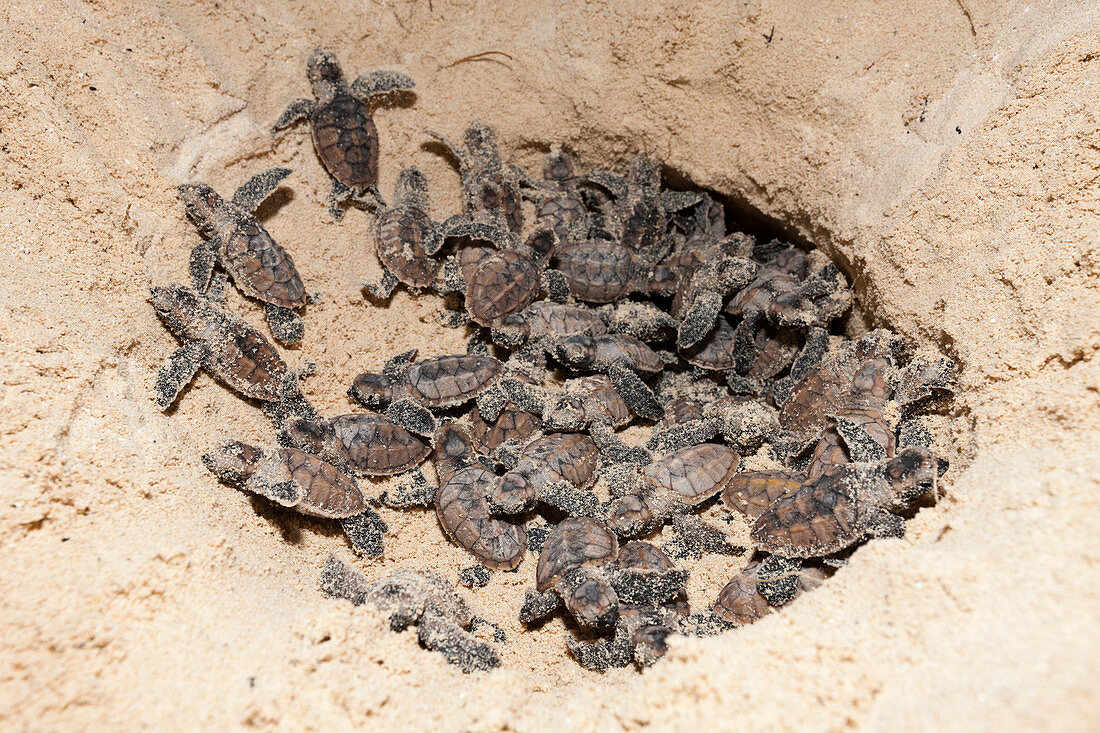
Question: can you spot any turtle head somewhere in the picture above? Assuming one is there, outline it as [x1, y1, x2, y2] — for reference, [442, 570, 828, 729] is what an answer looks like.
[553, 335, 597, 370]
[150, 283, 203, 335]
[628, 154, 660, 194]
[883, 446, 942, 505]
[202, 440, 263, 486]
[279, 417, 335, 457]
[605, 494, 654, 538]
[543, 146, 575, 183]
[348, 372, 393, 407]
[561, 569, 618, 629]
[178, 182, 230, 233]
[463, 121, 499, 163]
[306, 48, 345, 99]
[395, 166, 428, 205]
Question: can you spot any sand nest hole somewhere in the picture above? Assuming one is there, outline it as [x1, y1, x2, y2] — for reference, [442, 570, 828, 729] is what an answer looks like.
[153, 51, 963, 676]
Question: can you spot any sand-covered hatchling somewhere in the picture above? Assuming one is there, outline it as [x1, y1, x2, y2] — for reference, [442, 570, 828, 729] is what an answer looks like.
[489, 432, 600, 516]
[365, 167, 445, 299]
[274, 48, 415, 219]
[178, 168, 308, 345]
[520, 518, 688, 633]
[436, 465, 527, 571]
[151, 281, 314, 424]
[321, 556, 501, 673]
[349, 350, 505, 436]
[203, 440, 389, 557]
[279, 411, 431, 477]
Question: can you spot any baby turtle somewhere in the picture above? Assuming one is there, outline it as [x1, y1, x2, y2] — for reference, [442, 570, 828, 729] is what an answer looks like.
[436, 466, 527, 571]
[552, 240, 636, 303]
[320, 557, 500, 673]
[491, 300, 607, 348]
[464, 249, 542, 326]
[151, 283, 313, 423]
[567, 541, 689, 670]
[605, 443, 741, 538]
[273, 48, 415, 219]
[425, 120, 525, 234]
[203, 441, 388, 557]
[489, 433, 600, 516]
[349, 350, 504, 436]
[178, 168, 307, 345]
[752, 446, 941, 557]
[722, 470, 804, 521]
[366, 167, 445, 298]
[530, 146, 589, 244]
[280, 412, 431, 477]
[520, 518, 687, 630]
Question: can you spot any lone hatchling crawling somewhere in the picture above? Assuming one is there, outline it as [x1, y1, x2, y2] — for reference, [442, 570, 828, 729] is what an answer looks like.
[274, 48, 415, 219]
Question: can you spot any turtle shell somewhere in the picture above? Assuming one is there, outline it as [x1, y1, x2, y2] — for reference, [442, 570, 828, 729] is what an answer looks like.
[553, 241, 635, 303]
[465, 250, 540, 326]
[331, 413, 431, 476]
[536, 517, 619, 592]
[536, 193, 587, 241]
[714, 562, 770, 626]
[204, 310, 290, 402]
[644, 443, 739, 506]
[521, 433, 598, 488]
[746, 326, 801, 380]
[403, 354, 502, 407]
[573, 375, 631, 427]
[220, 219, 306, 308]
[523, 301, 607, 339]
[751, 472, 865, 557]
[469, 404, 540, 452]
[722, 470, 804, 520]
[435, 466, 526, 570]
[310, 93, 379, 191]
[377, 205, 439, 288]
[680, 315, 737, 370]
[277, 447, 366, 519]
[595, 335, 663, 374]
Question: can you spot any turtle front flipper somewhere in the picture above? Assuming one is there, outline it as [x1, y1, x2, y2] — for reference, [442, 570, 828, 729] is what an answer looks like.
[416, 613, 501, 673]
[341, 507, 389, 558]
[272, 98, 316, 131]
[264, 303, 304, 346]
[381, 469, 438, 509]
[350, 70, 415, 100]
[154, 340, 208, 410]
[244, 476, 302, 508]
[519, 587, 561, 624]
[385, 398, 436, 436]
[363, 268, 399, 300]
[189, 238, 220, 293]
[607, 361, 663, 422]
[231, 167, 292, 213]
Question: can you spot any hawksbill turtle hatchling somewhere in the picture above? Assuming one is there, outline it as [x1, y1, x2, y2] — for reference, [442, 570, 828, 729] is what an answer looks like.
[178, 167, 309, 345]
[274, 48, 415, 220]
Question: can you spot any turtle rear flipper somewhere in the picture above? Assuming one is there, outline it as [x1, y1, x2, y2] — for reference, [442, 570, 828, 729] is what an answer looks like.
[154, 341, 208, 410]
[350, 70, 415, 99]
[519, 588, 561, 624]
[381, 469, 438, 508]
[231, 167, 292, 213]
[265, 304, 304, 346]
[341, 507, 388, 558]
[416, 613, 500, 673]
[189, 238, 220, 293]
[538, 479, 600, 518]
[272, 98, 316, 131]
[676, 289, 724, 348]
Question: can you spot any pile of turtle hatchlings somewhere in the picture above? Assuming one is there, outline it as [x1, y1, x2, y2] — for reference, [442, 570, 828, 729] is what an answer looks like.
[152, 49, 958, 674]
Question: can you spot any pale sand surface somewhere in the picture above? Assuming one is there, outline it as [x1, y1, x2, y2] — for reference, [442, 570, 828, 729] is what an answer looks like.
[0, 1, 1098, 730]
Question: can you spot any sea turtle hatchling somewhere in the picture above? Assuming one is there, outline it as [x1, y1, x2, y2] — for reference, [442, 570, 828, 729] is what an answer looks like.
[178, 168, 308, 345]
[273, 48, 415, 220]
[279, 411, 431, 477]
[567, 540, 690, 670]
[488, 432, 601, 516]
[520, 517, 688, 630]
[364, 167, 445, 299]
[424, 120, 525, 235]
[752, 446, 942, 558]
[320, 556, 501, 673]
[603, 443, 741, 538]
[349, 350, 505, 436]
[436, 466, 527, 571]
[150, 282, 315, 424]
[203, 440, 389, 558]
